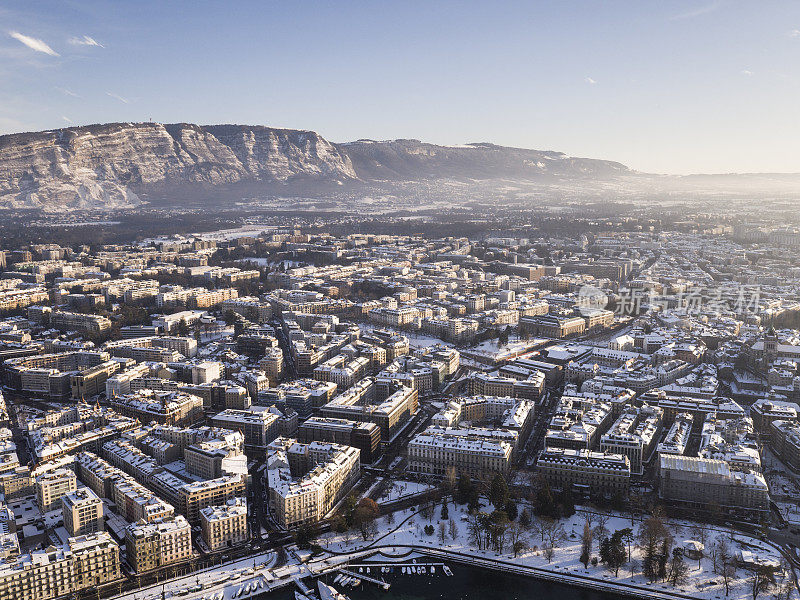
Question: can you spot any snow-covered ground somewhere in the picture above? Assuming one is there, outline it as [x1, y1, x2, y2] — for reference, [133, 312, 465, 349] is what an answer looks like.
[776, 502, 800, 526]
[317, 500, 792, 600]
[377, 480, 435, 503]
[112, 552, 278, 600]
[765, 469, 800, 501]
[358, 322, 451, 351]
[198, 327, 234, 343]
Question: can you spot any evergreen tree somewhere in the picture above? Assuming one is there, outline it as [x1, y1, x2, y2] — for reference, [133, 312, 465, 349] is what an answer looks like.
[504, 500, 518, 521]
[490, 474, 509, 509]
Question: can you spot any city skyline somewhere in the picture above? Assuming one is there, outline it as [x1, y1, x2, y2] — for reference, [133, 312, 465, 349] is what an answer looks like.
[2, 0, 800, 174]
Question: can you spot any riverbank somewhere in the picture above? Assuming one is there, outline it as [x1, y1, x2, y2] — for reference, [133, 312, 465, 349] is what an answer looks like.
[108, 499, 794, 600]
[311, 500, 793, 600]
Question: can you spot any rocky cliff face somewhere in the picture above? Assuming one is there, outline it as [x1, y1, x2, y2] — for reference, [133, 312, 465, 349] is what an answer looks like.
[0, 122, 629, 211]
[0, 122, 356, 211]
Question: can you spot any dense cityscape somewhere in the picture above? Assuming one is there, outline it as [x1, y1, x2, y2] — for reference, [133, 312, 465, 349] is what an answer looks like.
[0, 211, 795, 600]
[3, 3, 800, 599]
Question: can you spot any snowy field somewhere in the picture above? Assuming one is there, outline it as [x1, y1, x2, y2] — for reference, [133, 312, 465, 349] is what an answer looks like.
[377, 480, 435, 503]
[358, 322, 452, 350]
[317, 499, 792, 600]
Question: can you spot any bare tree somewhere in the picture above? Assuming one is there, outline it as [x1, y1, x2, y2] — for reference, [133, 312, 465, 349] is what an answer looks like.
[443, 466, 457, 495]
[530, 515, 547, 543]
[543, 542, 555, 563]
[448, 517, 458, 541]
[709, 540, 720, 574]
[772, 576, 794, 600]
[420, 500, 435, 522]
[532, 515, 564, 546]
[721, 561, 737, 597]
[467, 513, 485, 550]
[513, 538, 529, 558]
[689, 524, 708, 547]
[438, 521, 447, 544]
[542, 520, 567, 549]
[508, 521, 525, 551]
[580, 510, 596, 529]
[353, 498, 380, 541]
[717, 538, 731, 571]
[748, 565, 776, 600]
[594, 514, 611, 540]
[630, 559, 641, 580]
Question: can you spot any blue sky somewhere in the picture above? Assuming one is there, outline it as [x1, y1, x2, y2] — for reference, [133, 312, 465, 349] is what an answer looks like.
[1, 1, 800, 174]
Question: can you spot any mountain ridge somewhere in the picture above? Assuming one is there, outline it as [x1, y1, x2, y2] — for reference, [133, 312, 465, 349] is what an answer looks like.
[0, 121, 631, 211]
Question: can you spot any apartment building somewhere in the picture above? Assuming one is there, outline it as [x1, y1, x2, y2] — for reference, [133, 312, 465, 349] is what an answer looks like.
[62, 488, 104, 537]
[770, 420, 800, 471]
[105, 336, 198, 361]
[467, 371, 545, 400]
[200, 497, 248, 551]
[109, 390, 204, 426]
[50, 310, 112, 333]
[659, 454, 769, 513]
[70, 359, 121, 400]
[298, 417, 381, 463]
[519, 314, 586, 338]
[184, 439, 244, 480]
[407, 432, 513, 478]
[657, 412, 694, 457]
[320, 379, 418, 440]
[313, 355, 370, 390]
[266, 438, 360, 528]
[5, 351, 115, 399]
[259, 347, 284, 382]
[261, 379, 338, 418]
[0, 533, 120, 600]
[750, 398, 800, 437]
[639, 391, 746, 424]
[600, 405, 663, 475]
[209, 407, 284, 449]
[36, 469, 77, 513]
[537, 447, 631, 498]
[220, 297, 272, 323]
[175, 476, 246, 524]
[125, 516, 192, 573]
[105, 362, 151, 397]
[545, 396, 614, 451]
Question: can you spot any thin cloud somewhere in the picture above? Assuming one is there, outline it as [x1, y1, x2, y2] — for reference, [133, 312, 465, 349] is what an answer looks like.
[56, 87, 81, 98]
[741, 69, 753, 76]
[69, 35, 103, 48]
[8, 31, 59, 56]
[669, 1, 723, 21]
[790, 29, 800, 38]
[62, 116, 73, 123]
[106, 91, 129, 104]
[584, 77, 597, 85]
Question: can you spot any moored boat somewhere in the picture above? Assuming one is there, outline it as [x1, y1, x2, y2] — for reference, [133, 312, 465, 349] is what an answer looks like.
[317, 580, 350, 600]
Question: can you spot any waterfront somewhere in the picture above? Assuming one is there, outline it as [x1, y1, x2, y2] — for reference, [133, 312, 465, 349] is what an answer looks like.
[260, 563, 621, 600]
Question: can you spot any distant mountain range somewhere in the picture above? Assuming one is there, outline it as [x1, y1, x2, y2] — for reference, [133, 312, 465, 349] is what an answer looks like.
[0, 122, 631, 211]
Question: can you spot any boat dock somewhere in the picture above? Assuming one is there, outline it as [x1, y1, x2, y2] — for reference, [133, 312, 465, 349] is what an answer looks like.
[295, 578, 314, 596]
[336, 569, 390, 590]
